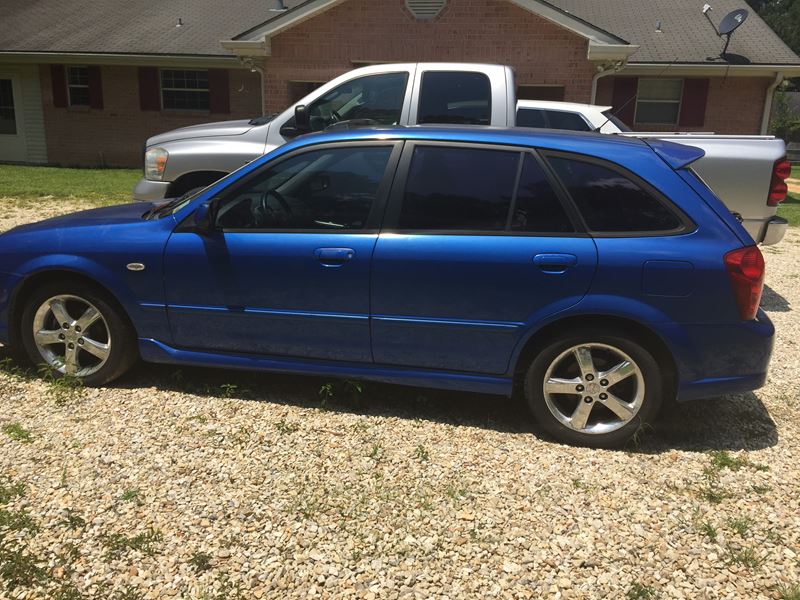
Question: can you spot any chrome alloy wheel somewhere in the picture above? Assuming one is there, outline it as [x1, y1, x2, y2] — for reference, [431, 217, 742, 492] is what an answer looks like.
[542, 343, 644, 435]
[32, 294, 111, 377]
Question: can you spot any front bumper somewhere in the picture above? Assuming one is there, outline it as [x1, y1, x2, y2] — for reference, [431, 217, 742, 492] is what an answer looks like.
[672, 309, 775, 402]
[133, 178, 171, 202]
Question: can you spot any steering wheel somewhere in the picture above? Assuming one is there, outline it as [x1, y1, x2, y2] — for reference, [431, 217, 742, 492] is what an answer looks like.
[255, 189, 293, 227]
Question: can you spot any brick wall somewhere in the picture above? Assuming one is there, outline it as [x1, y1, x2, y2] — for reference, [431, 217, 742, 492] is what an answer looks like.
[595, 75, 772, 134]
[40, 65, 261, 168]
[261, 0, 596, 112]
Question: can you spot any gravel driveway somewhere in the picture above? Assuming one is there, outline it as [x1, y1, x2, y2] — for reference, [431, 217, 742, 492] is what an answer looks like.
[1, 200, 799, 600]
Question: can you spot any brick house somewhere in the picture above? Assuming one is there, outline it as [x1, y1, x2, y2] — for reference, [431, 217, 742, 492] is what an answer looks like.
[2, 0, 800, 168]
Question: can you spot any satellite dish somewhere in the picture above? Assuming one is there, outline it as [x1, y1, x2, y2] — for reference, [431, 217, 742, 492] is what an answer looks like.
[718, 9, 748, 35]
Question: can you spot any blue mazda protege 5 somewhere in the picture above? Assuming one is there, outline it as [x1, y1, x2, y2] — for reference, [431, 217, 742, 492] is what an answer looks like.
[0, 127, 773, 447]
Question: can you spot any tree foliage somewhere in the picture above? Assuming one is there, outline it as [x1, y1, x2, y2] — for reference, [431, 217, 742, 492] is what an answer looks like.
[745, 0, 800, 55]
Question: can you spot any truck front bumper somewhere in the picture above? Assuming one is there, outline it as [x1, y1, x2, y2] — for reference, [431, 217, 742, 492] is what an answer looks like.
[743, 215, 788, 246]
[133, 178, 171, 202]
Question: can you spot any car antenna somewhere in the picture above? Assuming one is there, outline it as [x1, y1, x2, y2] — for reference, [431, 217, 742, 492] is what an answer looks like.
[592, 58, 677, 133]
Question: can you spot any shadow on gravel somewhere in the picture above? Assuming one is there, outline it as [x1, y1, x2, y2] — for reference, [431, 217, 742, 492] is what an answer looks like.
[1, 347, 778, 453]
[761, 284, 791, 312]
[109, 359, 778, 453]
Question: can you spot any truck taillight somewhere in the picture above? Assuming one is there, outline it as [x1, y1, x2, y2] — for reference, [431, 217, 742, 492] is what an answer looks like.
[724, 246, 764, 321]
[767, 157, 791, 206]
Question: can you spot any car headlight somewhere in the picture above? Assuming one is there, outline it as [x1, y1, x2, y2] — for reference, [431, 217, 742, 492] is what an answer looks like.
[144, 147, 169, 181]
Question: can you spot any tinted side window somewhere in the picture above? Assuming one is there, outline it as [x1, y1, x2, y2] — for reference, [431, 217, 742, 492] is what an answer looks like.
[516, 108, 547, 128]
[548, 157, 681, 232]
[511, 155, 573, 233]
[545, 110, 592, 132]
[216, 146, 392, 230]
[418, 72, 491, 125]
[306, 73, 408, 131]
[399, 146, 517, 231]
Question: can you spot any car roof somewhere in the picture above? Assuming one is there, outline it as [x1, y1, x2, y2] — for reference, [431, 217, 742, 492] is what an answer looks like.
[516, 99, 612, 113]
[281, 125, 648, 156]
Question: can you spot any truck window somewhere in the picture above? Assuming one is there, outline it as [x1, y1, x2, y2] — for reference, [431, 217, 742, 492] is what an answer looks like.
[418, 72, 491, 125]
[306, 73, 408, 132]
[397, 146, 517, 231]
[544, 111, 591, 132]
[548, 156, 682, 232]
[516, 108, 547, 128]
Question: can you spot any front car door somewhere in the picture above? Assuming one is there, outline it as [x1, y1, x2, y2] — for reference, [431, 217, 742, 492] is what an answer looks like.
[370, 142, 598, 375]
[163, 141, 401, 362]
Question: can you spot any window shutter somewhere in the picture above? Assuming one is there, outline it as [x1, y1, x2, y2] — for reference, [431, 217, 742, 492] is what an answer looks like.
[208, 69, 230, 114]
[678, 78, 709, 127]
[88, 66, 104, 109]
[51, 65, 67, 107]
[138, 67, 161, 111]
[611, 76, 638, 126]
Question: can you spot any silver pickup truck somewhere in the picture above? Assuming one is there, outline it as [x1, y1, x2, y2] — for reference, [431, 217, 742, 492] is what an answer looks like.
[517, 100, 790, 245]
[134, 63, 789, 245]
[134, 62, 515, 201]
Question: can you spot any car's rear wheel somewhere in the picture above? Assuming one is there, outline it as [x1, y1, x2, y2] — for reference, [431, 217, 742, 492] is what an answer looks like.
[20, 282, 138, 386]
[524, 330, 663, 448]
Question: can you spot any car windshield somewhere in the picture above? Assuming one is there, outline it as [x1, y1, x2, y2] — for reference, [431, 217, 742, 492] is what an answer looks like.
[601, 109, 631, 132]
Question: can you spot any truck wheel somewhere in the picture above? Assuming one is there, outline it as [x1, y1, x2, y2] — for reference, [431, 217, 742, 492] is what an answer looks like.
[524, 329, 663, 448]
[20, 281, 138, 386]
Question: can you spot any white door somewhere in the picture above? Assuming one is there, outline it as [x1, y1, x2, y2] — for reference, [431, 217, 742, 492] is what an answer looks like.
[0, 74, 27, 162]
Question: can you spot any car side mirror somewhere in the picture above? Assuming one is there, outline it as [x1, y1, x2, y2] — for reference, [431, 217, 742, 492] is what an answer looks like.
[192, 200, 218, 234]
[294, 105, 311, 133]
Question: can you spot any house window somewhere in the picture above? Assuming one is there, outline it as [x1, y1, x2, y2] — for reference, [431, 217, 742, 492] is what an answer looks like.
[67, 66, 90, 106]
[635, 79, 683, 125]
[160, 69, 210, 111]
[0, 79, 16, 135]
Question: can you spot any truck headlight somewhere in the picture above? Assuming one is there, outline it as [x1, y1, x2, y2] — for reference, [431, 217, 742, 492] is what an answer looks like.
[144, 147, 169, 181]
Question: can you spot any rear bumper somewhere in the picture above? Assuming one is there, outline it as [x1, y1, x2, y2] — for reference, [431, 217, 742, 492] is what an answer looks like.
[133, 178, 171, 202]
[673, 309, 775, 402]
[743, 215, 788, 246]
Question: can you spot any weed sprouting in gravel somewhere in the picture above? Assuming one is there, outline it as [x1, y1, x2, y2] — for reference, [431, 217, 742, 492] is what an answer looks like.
[38, 365, 85, 406]
[198, 574, 245, 600]
[778, 584, 800, 600]
[275, 420, 299, 434]
[0, 478, 24, 504]
[700, 521, 718, 542]
[0, 357, 33, 380]
[119, 489, 142, 504]
[0, 508, 39, 533]
[707, 450, 768, 473]
[59, 509, 86, 530]
[318, 379, 365, 409]
[101, 528, 163, 559]
[728, 515, 754, 536]
[218, 383, 238, 398]
[727, 544, 764, 568]
[188, 551, 213, 573]
[50, 582, 84, 600]
[445, 480, 469, 502]
[0, 538, 47, 592]
[626, 582, 659, 599]
[414, 444, 430, 462]
[2, 422, 32, 443]
[751, 483, 772, 494]
[766, 528, 785, 544]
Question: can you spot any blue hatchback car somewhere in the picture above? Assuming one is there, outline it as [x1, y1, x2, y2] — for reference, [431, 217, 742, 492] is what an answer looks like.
[0, 127, 773, 447]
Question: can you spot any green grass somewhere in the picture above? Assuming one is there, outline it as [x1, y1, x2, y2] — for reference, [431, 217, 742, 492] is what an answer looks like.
[778, 192, 800, 227]
[0, 164, 139, 203]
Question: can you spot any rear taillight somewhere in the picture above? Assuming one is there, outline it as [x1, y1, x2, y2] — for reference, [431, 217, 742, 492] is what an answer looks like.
[767, 157, 791, 206]
[724, 246, 765, 320]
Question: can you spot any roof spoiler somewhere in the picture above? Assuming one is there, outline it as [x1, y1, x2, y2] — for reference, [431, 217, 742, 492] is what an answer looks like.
[641, 138, 705, 169]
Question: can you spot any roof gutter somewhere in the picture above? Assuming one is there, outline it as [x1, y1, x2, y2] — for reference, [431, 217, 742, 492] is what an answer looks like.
[623, 62, 800, 77]
[761, 71, 784, 135]
[0, 51, 240, 68]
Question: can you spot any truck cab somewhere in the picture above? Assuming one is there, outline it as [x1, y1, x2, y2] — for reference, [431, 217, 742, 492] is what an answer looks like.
[134, 63, 516, 202]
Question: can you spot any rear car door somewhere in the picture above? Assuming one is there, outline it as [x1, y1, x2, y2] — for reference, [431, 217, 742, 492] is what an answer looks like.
[370, 142, 598, 375]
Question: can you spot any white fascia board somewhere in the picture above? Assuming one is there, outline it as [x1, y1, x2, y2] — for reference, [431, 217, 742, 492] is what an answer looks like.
[506, 0, 628, 45]
[0, 51, 240, 68]
[219, 40, 270, 57]
[587, 41, 639, 62]
[624, 62, 800, 77]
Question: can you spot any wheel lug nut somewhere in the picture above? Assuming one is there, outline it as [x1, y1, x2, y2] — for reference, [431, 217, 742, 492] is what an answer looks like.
[600, 393, 608, 400]
[78, 339, 84, 345]
[585, 374, 594, 381]
[75, 326, 81, 333]
[576, 384, 584, 392]
[600, 379, 608, 386]
[67, 343, 75, 350]
[62, 323, 69, 329]
[583, 396, 593, 403]
[58, 333, 65, 340]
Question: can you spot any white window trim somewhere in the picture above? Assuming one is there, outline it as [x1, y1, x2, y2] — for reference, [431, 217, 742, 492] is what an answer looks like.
[66, 65, 89, 107]
[159, 68, 210, 112]
[634, 78, 684, 125]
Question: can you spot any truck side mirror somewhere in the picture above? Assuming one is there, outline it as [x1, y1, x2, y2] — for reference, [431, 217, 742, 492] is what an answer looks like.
[295, 105, 311, 133]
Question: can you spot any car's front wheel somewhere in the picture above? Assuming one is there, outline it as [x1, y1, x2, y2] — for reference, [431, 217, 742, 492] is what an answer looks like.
[20, 281, 138, 386]
[524, 330, 663, 448]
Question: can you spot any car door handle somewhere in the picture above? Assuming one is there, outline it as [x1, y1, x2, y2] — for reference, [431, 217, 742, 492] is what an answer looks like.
[533, 253, 577, 273]
[315, 247, 355, 266]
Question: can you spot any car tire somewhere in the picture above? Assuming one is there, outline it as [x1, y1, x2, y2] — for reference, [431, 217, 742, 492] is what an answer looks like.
[20, 281, 138, 386]
[523, 329, 663, 448]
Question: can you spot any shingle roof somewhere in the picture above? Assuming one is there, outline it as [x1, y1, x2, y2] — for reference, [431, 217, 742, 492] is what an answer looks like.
[547, 0, 800, 64]
[0, 0, 305, 56]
